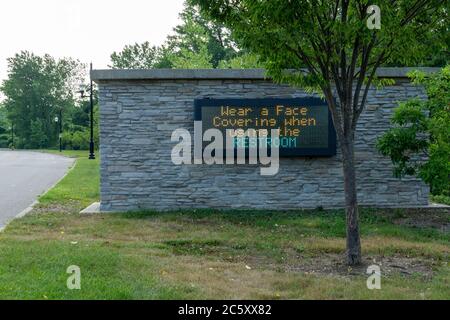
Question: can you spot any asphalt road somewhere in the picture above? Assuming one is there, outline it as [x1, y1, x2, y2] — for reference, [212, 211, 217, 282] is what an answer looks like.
[0, 150, 74, 229]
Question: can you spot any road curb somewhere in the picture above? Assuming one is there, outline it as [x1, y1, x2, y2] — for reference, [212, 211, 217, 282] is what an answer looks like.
[0, 155, 77, 233]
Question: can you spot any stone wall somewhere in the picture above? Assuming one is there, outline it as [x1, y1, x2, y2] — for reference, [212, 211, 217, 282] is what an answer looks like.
[92, 69, 434, 212]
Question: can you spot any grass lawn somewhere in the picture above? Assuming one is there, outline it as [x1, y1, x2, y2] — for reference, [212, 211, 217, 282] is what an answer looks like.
[0, 150, 448, 299]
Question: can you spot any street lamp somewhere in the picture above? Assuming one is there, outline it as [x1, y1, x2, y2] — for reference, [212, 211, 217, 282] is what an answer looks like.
[78, 62, 96, 160]
[54, 110, 62, 152]
[10, 122, 14, 149]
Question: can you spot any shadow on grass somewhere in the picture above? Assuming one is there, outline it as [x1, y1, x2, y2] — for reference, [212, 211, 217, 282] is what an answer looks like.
[117, 208, 449, 243]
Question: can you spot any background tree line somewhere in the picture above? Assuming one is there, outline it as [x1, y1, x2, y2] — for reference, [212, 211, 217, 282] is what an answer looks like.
[0, 1, 260, 152]
[110, 1, 448, 70]
[1, 1, 447, 151]
[109, 2, 265, 70]
[0, 51, 99, 150]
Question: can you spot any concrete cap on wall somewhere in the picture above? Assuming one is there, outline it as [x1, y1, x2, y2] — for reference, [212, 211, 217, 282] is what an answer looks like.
[91, 67, 440, 82]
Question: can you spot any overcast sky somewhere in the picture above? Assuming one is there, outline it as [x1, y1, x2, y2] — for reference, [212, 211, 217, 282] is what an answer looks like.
[0, 0, 185, 84]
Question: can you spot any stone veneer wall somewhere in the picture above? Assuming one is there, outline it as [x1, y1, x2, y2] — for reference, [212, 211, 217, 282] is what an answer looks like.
[93, 69, 434, 212]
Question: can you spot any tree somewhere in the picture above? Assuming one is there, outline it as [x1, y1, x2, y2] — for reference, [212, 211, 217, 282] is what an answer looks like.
[110, 42, 172, 69]
[0, 105, 11, 148]
[167, 1, 238, 67]
[218, 53, 264, 69]
[29, 118, 48, 148]
[170, 43, 214, 69]
[168, 12, 214, 69]
[387, 7, 449, 67]
[110, 1, 239, 69]
[1, 51, 83, 149]
[191, 0, 449, 265]
[377, 66, 450, 196]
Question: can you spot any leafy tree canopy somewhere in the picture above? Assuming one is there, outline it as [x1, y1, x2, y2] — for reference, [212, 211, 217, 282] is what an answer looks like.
[1, 51, 84, 149]
[167, 1, 238, 67]
[111, 1, 447, 70]
[110, 42, 172, 69]
[110, 1, 252, 69]
[0, 105, 11, 148]
[377, 66, 450, 196]
[218, 53, 264, 69]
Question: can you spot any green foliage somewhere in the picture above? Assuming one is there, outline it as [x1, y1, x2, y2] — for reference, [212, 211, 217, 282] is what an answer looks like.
[191, 0, 448, 88]
[377, 66, 450, 195]
[386, 6, 449, 67]
[29, 118, 48, 148]
[61, 131, 86, 150]
[110, 1, 239, 69]
[1, 51, 84, 149]
[0, 105, 11, 148]
[111, 1, 447, 70]
[170, 45, 213, 69]
[167, 2, 237, 68]
[218, 53, 264, 69]
[62, 104, 99, 150]
[431, 194, 450, 205]
[61, 127, 99, 151]
[0, 135, 8, 148]
[110, 42, 172, 69]
[191, 0, 449, 143]
[0, 51, 99, 150]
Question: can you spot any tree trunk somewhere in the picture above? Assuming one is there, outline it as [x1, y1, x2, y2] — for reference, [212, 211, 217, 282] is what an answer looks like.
[341, 137, 362, 266]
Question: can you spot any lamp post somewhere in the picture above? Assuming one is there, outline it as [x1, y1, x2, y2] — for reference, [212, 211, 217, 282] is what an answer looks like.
[10, 122, 14, 149]
[79, 63, 96, 160]
[54, 110, 62, 152]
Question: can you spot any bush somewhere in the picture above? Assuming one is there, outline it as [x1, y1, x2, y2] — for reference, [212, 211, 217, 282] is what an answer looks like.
[377, 66, 450, 196]
[431, 195, 450, 205]
[0, 133, 9, 148]
[72, 131, 90, 150]
[61, 128, 98, 151]
[29, 119, 49, 149]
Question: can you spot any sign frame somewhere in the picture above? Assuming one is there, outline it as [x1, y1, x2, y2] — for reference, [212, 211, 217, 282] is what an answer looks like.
[194, 98, 337, 157]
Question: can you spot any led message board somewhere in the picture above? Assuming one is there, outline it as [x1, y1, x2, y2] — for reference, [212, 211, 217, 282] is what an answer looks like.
[194, 98, 337, 157]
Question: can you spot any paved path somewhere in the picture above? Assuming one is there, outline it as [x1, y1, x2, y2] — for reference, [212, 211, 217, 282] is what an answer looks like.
[0, 151, 74, 229]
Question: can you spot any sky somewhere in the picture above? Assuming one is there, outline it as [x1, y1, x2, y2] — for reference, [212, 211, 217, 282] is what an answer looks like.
[0, 0, 185, 84]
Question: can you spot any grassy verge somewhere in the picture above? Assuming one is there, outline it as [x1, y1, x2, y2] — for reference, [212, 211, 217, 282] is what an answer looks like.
[37, 150, 99, 208]
[0, 151, 448, 299]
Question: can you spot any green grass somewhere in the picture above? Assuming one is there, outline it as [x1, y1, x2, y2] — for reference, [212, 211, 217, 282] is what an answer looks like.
[0, 150, 448, 299]
[37, 150, 99, 207]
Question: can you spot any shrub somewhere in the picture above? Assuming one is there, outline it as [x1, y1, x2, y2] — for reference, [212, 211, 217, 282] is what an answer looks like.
[377, 66, 450, 196]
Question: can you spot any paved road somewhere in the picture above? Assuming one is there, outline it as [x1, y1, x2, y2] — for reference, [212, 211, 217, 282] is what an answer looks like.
[0, 151, 74, 229]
